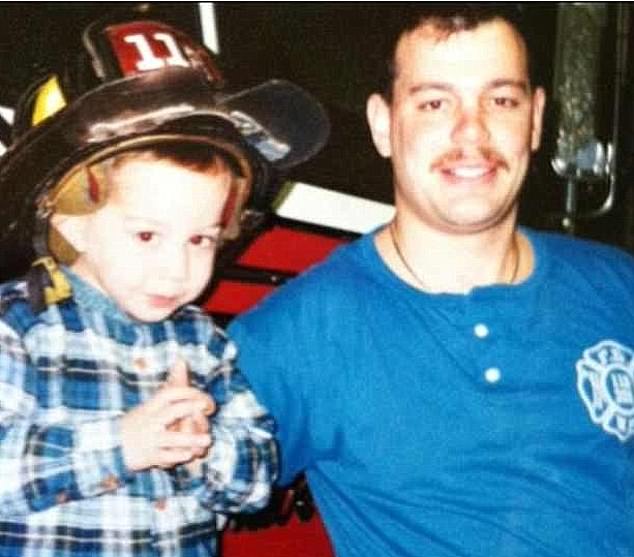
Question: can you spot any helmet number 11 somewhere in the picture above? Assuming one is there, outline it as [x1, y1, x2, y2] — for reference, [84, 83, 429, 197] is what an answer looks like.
[123, 32, 190, 72]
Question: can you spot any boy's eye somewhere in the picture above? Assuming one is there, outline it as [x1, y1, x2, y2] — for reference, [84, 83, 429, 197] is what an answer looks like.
[190, 234, 216, 247]
[137, 231, 155, 242]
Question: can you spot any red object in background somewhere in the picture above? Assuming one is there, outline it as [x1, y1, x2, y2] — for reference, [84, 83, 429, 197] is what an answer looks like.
[237, 225, 347, 273]
[222, 514, 334, 557]
[203, 281, 276, 315]
[208, 222, 347, 557]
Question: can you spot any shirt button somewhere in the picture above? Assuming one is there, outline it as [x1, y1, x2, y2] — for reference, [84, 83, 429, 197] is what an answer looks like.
[100, 475, 120, 491]
[474, 323, 489, 338]
[484, 367, 501, 384]
[155, 498, 167, 511]
[133, 358, 147, 371]
[56, 491, 69, 504]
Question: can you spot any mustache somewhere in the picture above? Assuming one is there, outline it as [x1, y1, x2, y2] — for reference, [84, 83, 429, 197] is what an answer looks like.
[430, 147, 509, 172]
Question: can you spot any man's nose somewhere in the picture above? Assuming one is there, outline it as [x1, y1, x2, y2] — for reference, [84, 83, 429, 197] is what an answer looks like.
[451, 105, 490, 145]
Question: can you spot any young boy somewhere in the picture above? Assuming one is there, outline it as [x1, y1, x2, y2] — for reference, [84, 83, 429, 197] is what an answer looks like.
[0, 9, 328, 557]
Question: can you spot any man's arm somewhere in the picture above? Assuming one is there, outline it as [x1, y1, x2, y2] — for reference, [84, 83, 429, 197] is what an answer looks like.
[228, 312, 314, 488]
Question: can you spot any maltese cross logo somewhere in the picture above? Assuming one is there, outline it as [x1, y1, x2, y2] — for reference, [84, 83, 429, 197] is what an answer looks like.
[577, 340, 634, 442]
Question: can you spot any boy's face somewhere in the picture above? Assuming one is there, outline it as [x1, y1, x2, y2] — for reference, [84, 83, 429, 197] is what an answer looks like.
[64, 155, 232, 322]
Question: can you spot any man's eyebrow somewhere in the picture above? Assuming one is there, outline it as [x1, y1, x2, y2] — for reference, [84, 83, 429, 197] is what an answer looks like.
[408, 78, 530, 95]
[488, 78, 530, 93]
[408, 82, 453, 95]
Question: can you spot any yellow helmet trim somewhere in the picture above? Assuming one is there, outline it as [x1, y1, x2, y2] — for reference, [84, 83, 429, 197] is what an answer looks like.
[32, 256, 72, 306]
[32, 76, 67, 126]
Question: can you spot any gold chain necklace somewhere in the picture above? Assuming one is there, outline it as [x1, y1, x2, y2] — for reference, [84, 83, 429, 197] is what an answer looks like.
[387, 222, 520, 290]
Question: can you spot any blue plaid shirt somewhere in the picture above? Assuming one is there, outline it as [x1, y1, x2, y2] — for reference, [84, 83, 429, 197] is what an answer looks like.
[0, 269, 278, 556]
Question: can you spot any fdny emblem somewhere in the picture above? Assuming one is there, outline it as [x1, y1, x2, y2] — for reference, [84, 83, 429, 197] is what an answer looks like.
[576, 340, 634, 442]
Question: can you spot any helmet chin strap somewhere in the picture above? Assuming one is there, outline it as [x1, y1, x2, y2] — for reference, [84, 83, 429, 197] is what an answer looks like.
[26, 214, 73, 313]
[27, 256, 73, 312]
[25, 162, 107, 313]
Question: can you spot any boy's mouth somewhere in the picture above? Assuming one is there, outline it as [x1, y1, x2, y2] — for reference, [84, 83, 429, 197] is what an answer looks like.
[147, 294, 180, 309]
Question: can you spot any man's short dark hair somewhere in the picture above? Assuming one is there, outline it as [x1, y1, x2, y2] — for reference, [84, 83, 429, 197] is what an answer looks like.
[376, 3, 543, 101]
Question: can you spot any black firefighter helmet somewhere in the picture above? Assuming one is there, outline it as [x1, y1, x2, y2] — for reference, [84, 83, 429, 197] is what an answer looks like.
[0, 6, 329, 284]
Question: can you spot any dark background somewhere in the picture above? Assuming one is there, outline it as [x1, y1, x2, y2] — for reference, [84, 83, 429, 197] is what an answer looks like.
[1, 2, 632, 253]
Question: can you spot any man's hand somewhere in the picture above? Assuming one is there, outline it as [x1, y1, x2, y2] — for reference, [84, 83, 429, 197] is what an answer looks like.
[120, 359, 214, 471]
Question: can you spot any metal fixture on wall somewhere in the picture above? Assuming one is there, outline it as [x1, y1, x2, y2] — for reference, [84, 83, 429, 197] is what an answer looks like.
[550, 3, 629, 234]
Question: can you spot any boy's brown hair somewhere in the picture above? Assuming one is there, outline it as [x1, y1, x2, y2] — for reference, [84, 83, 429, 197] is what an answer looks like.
[47, 141, 252, 265]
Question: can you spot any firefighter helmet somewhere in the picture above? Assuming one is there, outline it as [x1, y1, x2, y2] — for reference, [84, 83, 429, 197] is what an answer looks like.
[0, 6, 329, 270]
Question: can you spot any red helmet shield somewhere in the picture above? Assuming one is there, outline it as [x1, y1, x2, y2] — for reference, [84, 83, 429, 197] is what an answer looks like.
[101, 21, 224, 84]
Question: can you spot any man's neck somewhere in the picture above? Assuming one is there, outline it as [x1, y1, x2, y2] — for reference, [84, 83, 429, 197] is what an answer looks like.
[376, 218, 532, 294]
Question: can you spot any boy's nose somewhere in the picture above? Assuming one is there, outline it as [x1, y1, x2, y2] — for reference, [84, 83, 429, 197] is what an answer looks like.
[161, 245, 188, 283]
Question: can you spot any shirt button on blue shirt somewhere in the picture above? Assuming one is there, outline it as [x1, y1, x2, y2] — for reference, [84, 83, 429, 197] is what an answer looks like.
[484, 367, 502, 384]
[474, 323, 489, 338]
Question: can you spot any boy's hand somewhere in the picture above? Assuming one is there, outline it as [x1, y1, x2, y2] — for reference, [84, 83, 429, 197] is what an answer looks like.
[120, 362, 214, 471]
[166, 359, 213, 458]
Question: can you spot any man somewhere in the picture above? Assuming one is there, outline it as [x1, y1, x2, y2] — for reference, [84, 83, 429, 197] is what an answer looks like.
[229, 5, 634, 557]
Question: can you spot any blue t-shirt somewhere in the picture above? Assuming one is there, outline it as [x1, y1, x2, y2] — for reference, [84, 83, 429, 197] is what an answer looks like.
[229, 228, 634, 557]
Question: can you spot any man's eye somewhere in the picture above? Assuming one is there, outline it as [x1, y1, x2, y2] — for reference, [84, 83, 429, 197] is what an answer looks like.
[419, 99, 446, 111]
[492, 97, 519, 108]
[137, 231, 155, 243]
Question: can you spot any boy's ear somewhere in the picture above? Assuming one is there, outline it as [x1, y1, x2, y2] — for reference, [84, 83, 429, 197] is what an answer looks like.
[50, 213, 88, 254]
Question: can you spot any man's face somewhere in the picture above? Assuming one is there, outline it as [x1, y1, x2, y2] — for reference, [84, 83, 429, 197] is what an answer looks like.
[68, 156, 232, 322]
[367, 18, 545, 235]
